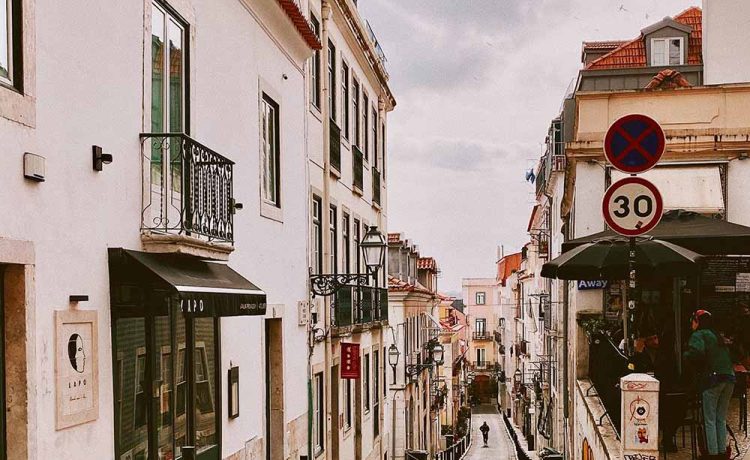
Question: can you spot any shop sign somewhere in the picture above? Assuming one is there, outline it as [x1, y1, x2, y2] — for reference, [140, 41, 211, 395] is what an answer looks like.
[55, 309, 99, 430]
[341, 343, 361, 379]
[577, 280, 608, 290]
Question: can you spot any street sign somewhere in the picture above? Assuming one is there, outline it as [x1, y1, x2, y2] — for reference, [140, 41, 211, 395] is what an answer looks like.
[604, 114, 665, 174]
[602, 177, 663, 236]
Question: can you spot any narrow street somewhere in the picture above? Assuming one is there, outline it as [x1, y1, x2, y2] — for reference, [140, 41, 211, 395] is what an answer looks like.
[464, 405, 515, 460]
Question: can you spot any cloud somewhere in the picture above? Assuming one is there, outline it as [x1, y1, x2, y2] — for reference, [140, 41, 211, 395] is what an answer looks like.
[361, 0, 698, 292]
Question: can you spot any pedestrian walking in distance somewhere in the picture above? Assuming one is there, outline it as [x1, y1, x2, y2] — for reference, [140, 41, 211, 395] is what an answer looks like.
[480, 421, 490, 447]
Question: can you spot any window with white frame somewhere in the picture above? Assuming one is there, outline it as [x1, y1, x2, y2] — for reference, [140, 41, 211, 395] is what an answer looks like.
[364, 352, 370, 412]
[651, 37, 683, 66]
[329, 205, 337, 273]
[0, 0, 15, 87]
[475, 318, 486, 335]
[341, 61, 349, 138]
[363, 92, 369, 160]
[314, 372, 324, 453]
[310, 15, 321, 108]
[344, 378, 352, 429]
[343, 213, 351, 272]
[327, 40, 336, 122]
[352, 78, 360, 147]
[476, 348, 486, 367]
[372, 107, 378, 167]
[261, 94, 280, 207]
[312, 196, 322, 274]
[476, 291, 486, 305]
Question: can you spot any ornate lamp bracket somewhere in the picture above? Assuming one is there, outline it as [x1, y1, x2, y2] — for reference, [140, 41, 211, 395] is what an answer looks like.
[310, 274, 372, 297]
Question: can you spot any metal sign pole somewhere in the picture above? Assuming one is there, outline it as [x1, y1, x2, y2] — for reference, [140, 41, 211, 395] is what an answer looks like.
[626, 236, 637, 357]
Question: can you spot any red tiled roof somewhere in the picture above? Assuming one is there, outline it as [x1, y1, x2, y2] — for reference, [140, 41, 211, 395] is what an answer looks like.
[583, 40, 626, 51]
[276, 0, 322, 50]
[497, 252, 522, 286]
[586, 7, 702, 70]
[388, 233, 401, 244]
[645, 69, 692, 90]
[417, 257, 437, 271]
[388, 275, 433, 295]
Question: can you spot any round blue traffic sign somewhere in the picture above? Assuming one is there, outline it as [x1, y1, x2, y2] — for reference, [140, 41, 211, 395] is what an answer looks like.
[604, 114, 665, 174]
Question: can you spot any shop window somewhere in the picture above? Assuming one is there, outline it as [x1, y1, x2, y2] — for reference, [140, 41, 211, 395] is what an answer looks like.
[134, 349, 147, 429]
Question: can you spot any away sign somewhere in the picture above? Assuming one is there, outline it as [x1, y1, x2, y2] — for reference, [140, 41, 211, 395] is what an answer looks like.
[577, 280, 608, 290]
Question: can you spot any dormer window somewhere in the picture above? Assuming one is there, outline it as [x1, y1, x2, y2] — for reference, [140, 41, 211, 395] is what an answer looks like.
[651, 37, 683, 66]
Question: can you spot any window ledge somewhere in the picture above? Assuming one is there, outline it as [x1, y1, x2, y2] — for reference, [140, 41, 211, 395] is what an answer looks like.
[371, 201, 382, 211]
[310, 104, 323, 122]
[330, 167, 341, 179]
[260, 201, 283, 223]
[140, 231, 233, 261]
[352, 185, 363, 197]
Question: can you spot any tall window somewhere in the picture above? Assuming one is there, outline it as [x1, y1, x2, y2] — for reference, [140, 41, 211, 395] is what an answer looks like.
[475, 318, 486, 335]
[372, 107, 378, 167]
[381, 122, 386, 176]
[343, 213, 351, 273]
[476, 291, 486, 305]
[341, 62, 349, 138]
[310, 15, 321, 108]
[261, 94, 280, 207]
[352, 78, 360, 147]
[373, 349, 380, 437]
[344, 378, 352, 429]
[364, 353, 370, 412]
[651, 37, 683, 66]
[314, 372, 324, 453]
[353, 218, 361, 274]
[476, 348, 486, 367]
[312, 197, 322, 274]
[0, 0, 17, 88]
[327, 40, 336, 121]
[151, 2, 186, 187]
[329, 205, 337, 273]
[362, 93, 369, 160]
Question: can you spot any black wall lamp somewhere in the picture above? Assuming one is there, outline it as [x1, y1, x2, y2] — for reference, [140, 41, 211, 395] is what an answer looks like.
[93, 145, 113, 171]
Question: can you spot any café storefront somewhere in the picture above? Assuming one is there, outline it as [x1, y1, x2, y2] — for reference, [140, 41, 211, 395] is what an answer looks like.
[108, 249, 266, 460]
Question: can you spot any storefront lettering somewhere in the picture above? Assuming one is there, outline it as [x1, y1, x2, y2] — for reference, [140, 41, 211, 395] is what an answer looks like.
[577, 280, 608, 290]
[181, 299, 205, 313]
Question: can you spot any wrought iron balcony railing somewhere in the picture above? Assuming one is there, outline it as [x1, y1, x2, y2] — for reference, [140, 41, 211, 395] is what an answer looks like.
[472, 331, 491, 340]
[372, 166, 381, 205]
[330, 122, 341, 172]
[353, 145, 364, 191]
[333, 285, 388, 327]
[140, 133, 235, 244]
[472, 360, 488, 369]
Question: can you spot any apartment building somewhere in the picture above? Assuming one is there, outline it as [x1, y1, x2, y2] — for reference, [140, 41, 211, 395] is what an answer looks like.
[462, 278, 502, 405]
[0, 0, 320, 459]
[305, 1, 396, 460]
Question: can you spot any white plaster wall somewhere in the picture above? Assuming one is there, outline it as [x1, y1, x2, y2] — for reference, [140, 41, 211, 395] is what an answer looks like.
[727, 160, 750, 227]
[0, 0, 312, 458]
[703, 0, 750, 85]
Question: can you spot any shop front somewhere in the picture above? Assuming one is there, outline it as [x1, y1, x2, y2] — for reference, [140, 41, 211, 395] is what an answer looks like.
[108, 249, 266, 460]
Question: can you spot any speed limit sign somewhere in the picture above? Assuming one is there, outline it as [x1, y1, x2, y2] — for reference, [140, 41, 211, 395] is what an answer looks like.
[602, 177, 663, 236]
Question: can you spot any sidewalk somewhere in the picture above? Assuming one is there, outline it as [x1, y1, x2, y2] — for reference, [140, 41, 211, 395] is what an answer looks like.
[464, 405, 515, 459]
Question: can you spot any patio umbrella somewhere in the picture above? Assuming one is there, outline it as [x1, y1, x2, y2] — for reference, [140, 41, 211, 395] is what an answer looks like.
[541, 237, 703, 280]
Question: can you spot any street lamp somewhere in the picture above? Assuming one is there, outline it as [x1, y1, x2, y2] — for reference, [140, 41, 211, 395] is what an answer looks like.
[405, 338, 444, 376]
[388, 343, 400, 384]
[309, 226, 387, 297]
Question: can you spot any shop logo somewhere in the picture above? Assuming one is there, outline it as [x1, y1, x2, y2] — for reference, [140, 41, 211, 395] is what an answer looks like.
[67, 333, 86, 373]
[181, 299, 205, 313]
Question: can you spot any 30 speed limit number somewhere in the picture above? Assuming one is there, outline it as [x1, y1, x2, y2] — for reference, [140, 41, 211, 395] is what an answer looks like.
[602, 176, 663, 236]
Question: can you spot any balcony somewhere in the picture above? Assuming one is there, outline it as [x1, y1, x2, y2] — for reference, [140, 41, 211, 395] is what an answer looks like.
[353, 145, 364, 192]
[333, 286, 388, 328]
[140, 133, 235, 260]
[472, 360, 488, 369]
[330, 122, 341, 173]
[472, 331, 491, 341]
[372, 166, 381, 206]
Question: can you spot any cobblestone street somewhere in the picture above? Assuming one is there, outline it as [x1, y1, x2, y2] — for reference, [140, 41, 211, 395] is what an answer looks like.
[464, 405, 515, 460]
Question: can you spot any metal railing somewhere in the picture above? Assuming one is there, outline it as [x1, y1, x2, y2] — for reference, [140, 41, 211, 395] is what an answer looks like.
[330, 122, 341, 172]
[472, 360, 488, 369]
[472, 331, 491, 340]
[372, 166, 381, 205]
[434, 428, 471, 460]
[140, 133, 235, 244]
[333, 286, 387, 327]
[588, 333, 628, 436]
[503, 413, 532, 460]
[353, 145, 364, 190]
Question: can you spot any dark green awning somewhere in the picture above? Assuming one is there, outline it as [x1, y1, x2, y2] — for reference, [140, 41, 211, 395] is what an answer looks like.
[109, 248, 266, 317]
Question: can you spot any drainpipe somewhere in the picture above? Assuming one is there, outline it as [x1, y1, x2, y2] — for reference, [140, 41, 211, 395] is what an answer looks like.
[562, 215, 570, 459]
[320, 2, 333, 459]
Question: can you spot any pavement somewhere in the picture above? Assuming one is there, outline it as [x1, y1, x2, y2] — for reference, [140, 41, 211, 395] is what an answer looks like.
[465, 405, 515, 459]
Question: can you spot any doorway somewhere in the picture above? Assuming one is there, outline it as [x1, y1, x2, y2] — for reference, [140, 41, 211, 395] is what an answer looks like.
[265, 319, 284, 460]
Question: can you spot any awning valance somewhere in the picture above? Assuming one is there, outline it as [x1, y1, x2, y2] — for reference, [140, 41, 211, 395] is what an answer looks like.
[109, 248, 267, 317]
[562, 210, 750, 255]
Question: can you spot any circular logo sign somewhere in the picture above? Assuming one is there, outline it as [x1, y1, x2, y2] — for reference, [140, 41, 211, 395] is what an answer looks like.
[602, 177, 663, 236]
[604, 114, 665, 174]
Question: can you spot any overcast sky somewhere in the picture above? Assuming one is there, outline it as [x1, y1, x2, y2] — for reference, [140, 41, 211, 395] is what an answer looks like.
[359, 0, 697, 296]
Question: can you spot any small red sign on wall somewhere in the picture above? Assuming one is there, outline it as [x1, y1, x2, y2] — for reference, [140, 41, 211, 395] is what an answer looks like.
[341, 343, 361, 379]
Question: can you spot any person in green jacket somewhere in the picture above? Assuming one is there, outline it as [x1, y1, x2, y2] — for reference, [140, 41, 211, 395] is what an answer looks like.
[683, 309, 735, 459]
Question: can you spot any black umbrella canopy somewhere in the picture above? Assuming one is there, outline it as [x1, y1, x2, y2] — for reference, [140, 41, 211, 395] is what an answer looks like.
[541, 237, 703, 280]
[562, 210, 750, 255]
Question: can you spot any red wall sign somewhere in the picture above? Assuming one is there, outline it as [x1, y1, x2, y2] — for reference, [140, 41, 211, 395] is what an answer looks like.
[340, 343, 361, 379]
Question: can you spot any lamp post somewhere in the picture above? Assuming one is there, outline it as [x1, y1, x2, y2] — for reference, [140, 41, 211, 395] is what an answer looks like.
[388, 343, 400, 384]
[405, 338, 444, 376]
[309, 225, 386, 297]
